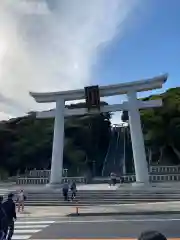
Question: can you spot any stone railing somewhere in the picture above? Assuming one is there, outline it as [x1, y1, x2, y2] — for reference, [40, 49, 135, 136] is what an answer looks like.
[29, 166, 180, 179]
[62, 177, 86, 183]
[16, 174, 180, 185]
[29, 170, 50, 178]
[150, 165, 180, 174]
[123, 174, 180, 183]
[16, 176, 86, 185]
[16, 166, 180, 185]
[29, 169, 68, 178]
[16, 177, 49, 185]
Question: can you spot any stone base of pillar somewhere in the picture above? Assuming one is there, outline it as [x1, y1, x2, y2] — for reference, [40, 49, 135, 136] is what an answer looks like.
[132, 181, 150, 187]
[46, 182, 63, 189]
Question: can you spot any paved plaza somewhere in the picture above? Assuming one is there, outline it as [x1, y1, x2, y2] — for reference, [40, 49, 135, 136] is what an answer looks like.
[14, 201, 180, 218]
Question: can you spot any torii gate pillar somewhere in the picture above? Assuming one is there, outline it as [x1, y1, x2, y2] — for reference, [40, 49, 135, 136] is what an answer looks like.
[127, 91, 149, 183]
[49, 99, 65, 186]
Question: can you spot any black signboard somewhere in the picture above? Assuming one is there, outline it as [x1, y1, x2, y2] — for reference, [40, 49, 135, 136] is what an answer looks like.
[85, 85, 100, 111]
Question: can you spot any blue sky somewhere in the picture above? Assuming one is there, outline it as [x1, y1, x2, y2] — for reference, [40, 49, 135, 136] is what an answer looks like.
[0, 0, 179, 122]
[93, 0, 180, 99]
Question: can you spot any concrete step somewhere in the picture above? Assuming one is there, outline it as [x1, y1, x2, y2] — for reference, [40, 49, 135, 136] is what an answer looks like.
[25, 193, 180, 202]
[25, 198, 180, 202]
[24, 190, 180, 195]
[24, 195, 180, 199]
[23, 199, 180, 206]
[11, 186, 180, 206]
[25, 192, 180, 195]
[23, 190, 180, 201]
[16, 187, 180, 194]
[25, 198, 180, 203]
[24, 192, 180, 196]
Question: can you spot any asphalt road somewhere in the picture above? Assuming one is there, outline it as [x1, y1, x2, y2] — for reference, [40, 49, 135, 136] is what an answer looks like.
[30, 214, 180, 239]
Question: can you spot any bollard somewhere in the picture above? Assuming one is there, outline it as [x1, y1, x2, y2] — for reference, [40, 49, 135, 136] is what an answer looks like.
[76, 206, 79, 215]
[75, 201, 79, 216]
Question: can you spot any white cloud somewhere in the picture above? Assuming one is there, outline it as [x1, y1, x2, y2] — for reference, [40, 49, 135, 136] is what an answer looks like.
[0, 112, 14, 121]
[0, 0, 140, 119]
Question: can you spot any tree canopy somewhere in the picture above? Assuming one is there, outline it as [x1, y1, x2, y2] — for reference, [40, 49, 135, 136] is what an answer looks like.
[0, 102, 111, 178]
[122, 87, 180, 166]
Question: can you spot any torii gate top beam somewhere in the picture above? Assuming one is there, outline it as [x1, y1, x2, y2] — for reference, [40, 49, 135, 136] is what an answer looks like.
[30, 74, 168, 103]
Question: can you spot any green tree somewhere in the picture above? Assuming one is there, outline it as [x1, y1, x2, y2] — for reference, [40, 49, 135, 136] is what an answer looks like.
[121, 87, 180, 166]
[141, 88, 180, 164]
[0, 102, 111, 177]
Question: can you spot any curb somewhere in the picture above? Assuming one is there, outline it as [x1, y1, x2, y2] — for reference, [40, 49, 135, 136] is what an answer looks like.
[67, 210, 180, 217]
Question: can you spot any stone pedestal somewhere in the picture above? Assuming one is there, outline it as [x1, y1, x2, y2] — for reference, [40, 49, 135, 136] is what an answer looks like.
[132, 182, 150, 187]
[46, 183, 63, 189]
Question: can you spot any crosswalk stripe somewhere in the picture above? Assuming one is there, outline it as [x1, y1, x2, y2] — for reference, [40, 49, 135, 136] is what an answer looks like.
[2, 219, 55, 239]
[15, 229, 41, 233]
[16, 221, 55, 224]
[15, 225, 49, 229]
[12, 235, 31, 240]
[13, 219, 54, 239]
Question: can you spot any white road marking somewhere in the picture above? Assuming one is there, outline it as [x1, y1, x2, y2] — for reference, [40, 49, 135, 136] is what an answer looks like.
[12, 235, 31, 240]
[15, 225, 49, 229]
[12, 220, 55, 239]
[16, 221, 55, 224]
[55, 218, 180, 224]
[14, 229, 41, 233]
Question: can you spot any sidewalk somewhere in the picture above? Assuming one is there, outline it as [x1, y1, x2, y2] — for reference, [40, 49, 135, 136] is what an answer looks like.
[17, 201, 180, 218]
[17, 205, 71, 218]
[68, 201, 180, 217]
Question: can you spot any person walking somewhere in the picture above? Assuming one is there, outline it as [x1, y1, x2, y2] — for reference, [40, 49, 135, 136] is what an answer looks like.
[17, 190, 26, 212]
[70, 181, 77, 201]
[2, 193, 17, 240]
[110, 172, 116, 186]
[62, 182, 69, 201]
[0, 196, 7, 240]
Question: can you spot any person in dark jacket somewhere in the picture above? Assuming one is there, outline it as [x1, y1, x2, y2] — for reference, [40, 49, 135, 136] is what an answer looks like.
[62, 182, 69, 201]
[0, 196, 7, 240]
[138, 231, 167, 240]
[2, 193, 17, 240]
[70, 181, 77, 201]
[110, 172, 116, 186]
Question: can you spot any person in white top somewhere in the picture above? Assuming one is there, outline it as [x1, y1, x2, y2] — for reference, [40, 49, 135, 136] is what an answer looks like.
[17, 190, 25, 212]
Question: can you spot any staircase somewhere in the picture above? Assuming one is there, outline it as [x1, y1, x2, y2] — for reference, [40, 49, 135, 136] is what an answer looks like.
[102, 127, 125, 177]
[12, 186, 180, 206]
[123, 126, 134, 174]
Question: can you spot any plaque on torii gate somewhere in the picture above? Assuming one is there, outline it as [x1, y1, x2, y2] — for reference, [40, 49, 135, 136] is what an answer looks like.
[30, 74, 168, 187]
[85, 85, 100, 112]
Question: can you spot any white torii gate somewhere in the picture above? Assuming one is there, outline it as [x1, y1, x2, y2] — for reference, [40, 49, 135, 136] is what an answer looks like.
[30, 74, 168, 187]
